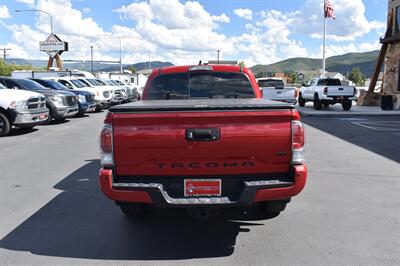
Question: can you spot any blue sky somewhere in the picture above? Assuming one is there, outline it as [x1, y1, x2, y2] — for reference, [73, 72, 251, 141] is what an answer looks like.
[0, 0, 388, 66]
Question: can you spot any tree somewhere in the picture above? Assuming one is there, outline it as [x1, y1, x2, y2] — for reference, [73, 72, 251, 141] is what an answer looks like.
[127, 66, 136, 73]
[238, 61, 246, 68]
[0, 59, 43, 76]
[348, 67, 366, 86]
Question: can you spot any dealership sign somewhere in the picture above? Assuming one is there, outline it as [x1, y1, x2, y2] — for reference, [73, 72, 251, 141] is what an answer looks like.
[39, 34, 68, 58]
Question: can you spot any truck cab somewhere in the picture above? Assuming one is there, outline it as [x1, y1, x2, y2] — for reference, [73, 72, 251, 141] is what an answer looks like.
[0, 82, 49, 136]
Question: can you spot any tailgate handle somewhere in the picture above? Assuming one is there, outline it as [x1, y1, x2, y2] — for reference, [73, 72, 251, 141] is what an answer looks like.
[186, 128, 220, 141]
[338, 88, 344, 90]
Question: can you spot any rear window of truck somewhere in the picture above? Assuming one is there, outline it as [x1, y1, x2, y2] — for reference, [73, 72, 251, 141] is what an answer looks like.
[147, 72, 255, 100]
[258, 79, 284, 88]
[317, 79, 342, 86]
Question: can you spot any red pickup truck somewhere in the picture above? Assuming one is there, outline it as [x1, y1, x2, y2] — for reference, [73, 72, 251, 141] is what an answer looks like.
[99, 65, 307, 219]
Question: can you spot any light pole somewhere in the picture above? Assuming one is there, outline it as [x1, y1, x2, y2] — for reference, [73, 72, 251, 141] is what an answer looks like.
[90, 45, 94, 74]
[15, 9, 53, 34]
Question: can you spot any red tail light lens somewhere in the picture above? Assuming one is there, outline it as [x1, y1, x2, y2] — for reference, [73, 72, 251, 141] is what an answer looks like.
[292, 120, 305, 165]
[292, 121, 305, 149]
[100, 124, 113, 153]
[100, 124, 114, 167]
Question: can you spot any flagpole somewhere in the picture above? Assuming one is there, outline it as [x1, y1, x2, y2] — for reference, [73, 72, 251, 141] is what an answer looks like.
[322, 1, 327, 78]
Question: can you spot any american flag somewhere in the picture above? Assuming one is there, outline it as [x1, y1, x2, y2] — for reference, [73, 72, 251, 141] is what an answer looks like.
[325, 0, 336, 19]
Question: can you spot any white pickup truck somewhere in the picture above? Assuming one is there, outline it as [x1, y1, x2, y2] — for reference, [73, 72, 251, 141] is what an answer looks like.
[298, 78, 357, 110]
[257, 78, 297, 104]
[0, 82, 49, 136]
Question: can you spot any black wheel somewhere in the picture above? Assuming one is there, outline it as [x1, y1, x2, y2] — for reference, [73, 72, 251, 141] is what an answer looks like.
[323, 102, 330, 108]
[298, 93, 306, 107]
[259, 199, 290, 215]
[0, 112, 11, 137]
[313, 94, 322, 110]
[342, 100, 352, 111]
[95, 106, 102, 112]
[119, 203, 148, 218]
[43, 111, 53, 125]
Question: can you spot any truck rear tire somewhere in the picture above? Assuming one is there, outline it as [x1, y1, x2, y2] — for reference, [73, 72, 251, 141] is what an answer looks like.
[0, 112, 11, 137]
[342, 100, 352, 111]
[119, 203, 148, 218]
[259, 199, 290, 215]
[298, 93, 306, 107]
[313, 94, 322, 110]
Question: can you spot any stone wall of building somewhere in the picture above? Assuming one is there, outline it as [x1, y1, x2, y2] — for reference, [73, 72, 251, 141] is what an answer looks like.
[383, 43, 400, 108]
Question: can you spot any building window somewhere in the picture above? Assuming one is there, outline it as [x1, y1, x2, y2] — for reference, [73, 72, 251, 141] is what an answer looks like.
[395, 6, 400, 35]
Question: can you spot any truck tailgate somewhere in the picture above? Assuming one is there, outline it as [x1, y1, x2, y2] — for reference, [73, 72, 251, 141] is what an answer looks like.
[262, 87, 296, 101]
[327, 86, 354, 96]
[110, 99, 294, 177]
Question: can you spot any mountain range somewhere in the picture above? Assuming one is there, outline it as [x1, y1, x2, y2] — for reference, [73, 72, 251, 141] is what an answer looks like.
[4, 58, 173, 72]
[5, 50, 379, 77]
[250, 50, 380, 78]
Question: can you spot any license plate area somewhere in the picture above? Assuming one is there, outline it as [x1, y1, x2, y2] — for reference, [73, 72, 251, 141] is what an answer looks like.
[39, 113, 47, 120]
[184, 179, 221, 197]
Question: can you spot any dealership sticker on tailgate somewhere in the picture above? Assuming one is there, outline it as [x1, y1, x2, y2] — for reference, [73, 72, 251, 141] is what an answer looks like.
[184, 179, 221, 197]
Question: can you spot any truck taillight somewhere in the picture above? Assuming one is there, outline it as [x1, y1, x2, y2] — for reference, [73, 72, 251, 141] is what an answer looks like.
[323, 87, 328, 95]
[100, 123, 113, 167]
[353, 87, 357, 96]
[292, 120, 305, 165]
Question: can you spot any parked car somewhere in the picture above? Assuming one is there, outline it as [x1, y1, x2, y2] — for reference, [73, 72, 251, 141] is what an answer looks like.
[0, 77, 78, 124]
[77, 78, 123, 105]
[94, 79, 124, 105]
[257, 78, 297, 104]
[0, 82, 49, 136]
[99, 65, 307, 219]
[103, 79, 130, 103]
[31, 79, 96, 116]
[299, 78, 357, 110]
[48, 77, 111, 111]
[111, 79, 141, 100]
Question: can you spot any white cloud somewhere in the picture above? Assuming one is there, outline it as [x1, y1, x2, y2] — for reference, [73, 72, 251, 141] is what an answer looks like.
[16, 0, 35, 6]
[309, 41, 380, 58]
[280, 41, 307, 58]
[1, 0, 385, 67]
[212, 13, 230, 24]
[0, 5, 10, 19]
[0, 42, 29, 58]
[292, 0, 385, 41]
[234, 8, 253, 20]
[114, 2, 154, 23]
[82, 8, 91, 14]
[36, 0, 105, 37]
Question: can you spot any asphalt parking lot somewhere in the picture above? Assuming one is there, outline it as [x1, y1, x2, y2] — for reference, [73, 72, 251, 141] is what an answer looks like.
[0, 112, 399, 265]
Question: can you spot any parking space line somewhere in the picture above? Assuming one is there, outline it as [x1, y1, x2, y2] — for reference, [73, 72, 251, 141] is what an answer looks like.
[352, 121, 400, 131]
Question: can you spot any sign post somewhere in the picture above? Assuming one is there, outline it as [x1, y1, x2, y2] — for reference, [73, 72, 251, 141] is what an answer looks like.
[39, 34, 68, 70]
